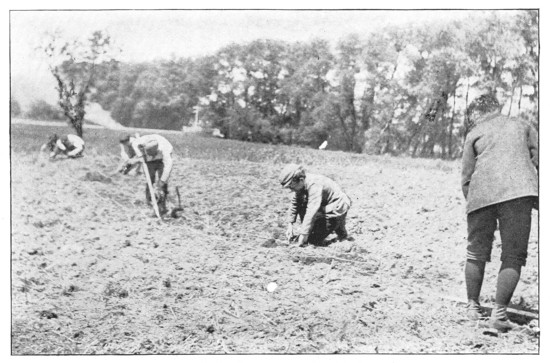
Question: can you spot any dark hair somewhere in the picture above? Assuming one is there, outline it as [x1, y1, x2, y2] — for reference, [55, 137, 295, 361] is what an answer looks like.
[46, 134, 58, 151]
[119, 135, 132, 144]
[466, 94, 501, 131]
[468, 94, 500, 117]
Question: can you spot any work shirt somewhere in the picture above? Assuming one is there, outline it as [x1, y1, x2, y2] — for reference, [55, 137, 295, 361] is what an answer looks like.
[131, 134, 174, 183]
[53, 134, 85, 157]
[120, 142, 137, 161]
[287, 173, 351, 235]
[461, 112, 538, 214]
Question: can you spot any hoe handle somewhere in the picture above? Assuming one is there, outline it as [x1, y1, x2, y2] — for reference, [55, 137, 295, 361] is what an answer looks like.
[139, 146, 162, 220]
[176, 186, 182, 208]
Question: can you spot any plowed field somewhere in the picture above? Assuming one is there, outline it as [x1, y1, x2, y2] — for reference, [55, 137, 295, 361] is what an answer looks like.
[10, 122, 539, 354]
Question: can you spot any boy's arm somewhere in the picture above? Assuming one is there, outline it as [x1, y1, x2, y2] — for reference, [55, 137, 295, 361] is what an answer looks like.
[287, 193, 299, 224]
[527, 125, 539, 171]
[125, 143, 144, 165]
[67, 143, 83, 157]
[461, 135, 476, 199]
[120, 144, 130, 161]
[299, 184, 323, 235]
[159, 152, 173, 183]
[49, 140, 65, 158]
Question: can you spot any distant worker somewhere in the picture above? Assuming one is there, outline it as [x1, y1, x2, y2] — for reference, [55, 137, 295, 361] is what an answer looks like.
[41, 134, 85, 159]
[461, 94, 538, 332]
[120, 134, 174, 215]
[118, 133, 142, 175]
[279, 164, 351, 247]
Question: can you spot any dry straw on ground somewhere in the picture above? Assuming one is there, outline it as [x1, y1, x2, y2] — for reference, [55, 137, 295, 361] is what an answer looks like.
[11, 123, 539, 354]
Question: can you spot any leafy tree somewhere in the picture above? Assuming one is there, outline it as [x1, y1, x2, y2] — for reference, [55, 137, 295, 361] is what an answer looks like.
[42, 30, 118, 137]
[360, 26, 411, 155]
[510, 10, 538, 124]
[70, 11, 537, 159]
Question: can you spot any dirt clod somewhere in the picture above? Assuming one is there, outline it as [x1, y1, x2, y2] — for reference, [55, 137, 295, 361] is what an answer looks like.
[11, 127, 539, 354]
[81, 171, 112, 183]
[104, 282, 129, 298]
[260, 238, 277, 248]
[483, 329, 499, 337]
[39, 310, 58, 319]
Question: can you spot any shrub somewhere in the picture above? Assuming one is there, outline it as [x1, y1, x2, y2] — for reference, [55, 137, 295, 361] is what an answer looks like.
[25, 100, 65, 121]
[11, 98, 22, 117]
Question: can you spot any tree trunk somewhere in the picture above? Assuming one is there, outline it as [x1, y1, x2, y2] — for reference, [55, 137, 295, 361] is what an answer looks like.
[411, 136, 421, 157]
[335, 104, 352, 152]
[448, 92, 457, 159]
[72, 118, 84, 138]
[508, 85, 515, 116]
[463, 78, 470, 141]
[433, 93, 448, 159]
[517, 86, 523, 113]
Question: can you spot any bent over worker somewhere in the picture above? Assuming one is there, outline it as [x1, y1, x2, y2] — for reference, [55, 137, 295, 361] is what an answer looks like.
[41, 134, 85, 159]
[122, 134, 174, 215]
[461, 93, 538, 332]
[279, 164, 351, 247]
[118, 133, 142, 175]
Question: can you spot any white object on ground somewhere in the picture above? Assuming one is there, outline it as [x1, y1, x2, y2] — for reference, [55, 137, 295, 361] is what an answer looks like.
[266, 282, 278, 292]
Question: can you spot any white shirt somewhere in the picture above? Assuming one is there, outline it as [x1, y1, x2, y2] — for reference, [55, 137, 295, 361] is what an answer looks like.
[52, 134, 85, 157]
[131, 134, 174, 182]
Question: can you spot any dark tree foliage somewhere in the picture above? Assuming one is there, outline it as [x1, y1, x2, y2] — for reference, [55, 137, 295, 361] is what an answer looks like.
[88, 11, 537, 158]
[11, 98, 22, 117]
[25, 100, 65, 120]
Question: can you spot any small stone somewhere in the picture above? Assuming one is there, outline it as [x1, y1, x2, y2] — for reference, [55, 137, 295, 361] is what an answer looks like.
[482, 328, 499, 337]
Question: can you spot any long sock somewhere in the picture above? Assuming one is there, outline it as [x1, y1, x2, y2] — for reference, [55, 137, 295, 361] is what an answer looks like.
[494, 261, 522, 318]
[465, 259, 486, 303]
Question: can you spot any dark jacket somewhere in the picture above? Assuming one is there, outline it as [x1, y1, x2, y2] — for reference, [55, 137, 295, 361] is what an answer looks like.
[461, 112, 538, 214]
[287, 173, 351, 235]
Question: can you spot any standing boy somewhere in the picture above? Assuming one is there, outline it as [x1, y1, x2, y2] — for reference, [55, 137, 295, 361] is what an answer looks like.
[461, 94, 538, 332]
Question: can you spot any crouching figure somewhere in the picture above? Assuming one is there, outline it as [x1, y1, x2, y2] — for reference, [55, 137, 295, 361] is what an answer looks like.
[120, 134, 174, 215]
[279, 164, 351, 247]
[41, 134, 85, 159]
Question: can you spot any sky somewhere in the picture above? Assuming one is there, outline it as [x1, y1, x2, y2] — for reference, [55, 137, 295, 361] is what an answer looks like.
[9, 8, 487, 107]
[11, 9, 478, 63]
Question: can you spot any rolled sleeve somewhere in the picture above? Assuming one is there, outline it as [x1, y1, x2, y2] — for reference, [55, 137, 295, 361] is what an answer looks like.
[56, 139, 67, 151]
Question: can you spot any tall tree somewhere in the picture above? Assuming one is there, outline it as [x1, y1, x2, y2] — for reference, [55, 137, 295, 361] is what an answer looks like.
[42, 30, 118, 137]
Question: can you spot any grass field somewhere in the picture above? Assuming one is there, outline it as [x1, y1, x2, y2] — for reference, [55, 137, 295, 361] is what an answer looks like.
[10, 122, 539, 354]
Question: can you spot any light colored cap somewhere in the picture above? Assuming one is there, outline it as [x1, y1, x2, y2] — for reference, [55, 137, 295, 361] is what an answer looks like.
[279, 163, 301, 187]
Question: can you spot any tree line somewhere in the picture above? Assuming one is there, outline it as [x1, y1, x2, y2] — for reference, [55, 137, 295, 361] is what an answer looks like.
[19, 10, 538, 159]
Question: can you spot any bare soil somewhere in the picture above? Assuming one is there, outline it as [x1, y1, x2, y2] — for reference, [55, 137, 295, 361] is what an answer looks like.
[10, 123, 539, 354]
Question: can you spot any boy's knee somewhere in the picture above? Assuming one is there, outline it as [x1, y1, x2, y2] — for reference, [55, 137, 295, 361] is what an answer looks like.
[501, 255, 526, 267]
[466, 246, 492, 263]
